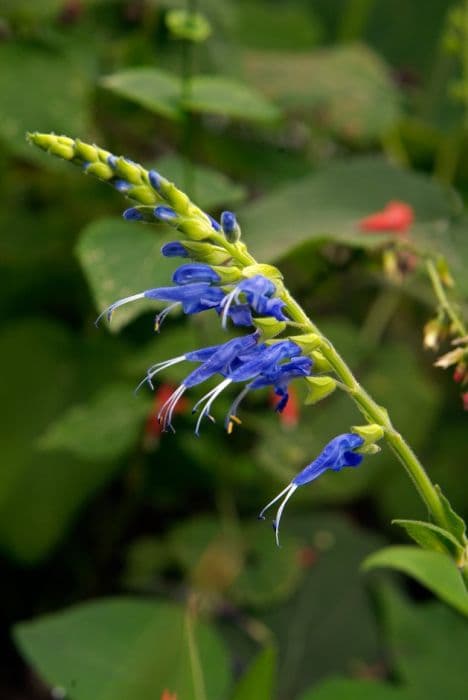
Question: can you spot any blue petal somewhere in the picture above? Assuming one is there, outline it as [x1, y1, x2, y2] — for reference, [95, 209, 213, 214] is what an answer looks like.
[208, 215, 222, 232]
[183, 334, 259, 388]
[148, 169, 162, 191]
[292, 433, 365, 487]
[123, 207, 145, 221]
[154, 205, 177, 222]
[228, 304, 253, 327]
[221, 211, 237, 234]
[114, 179, 131, 192]
[172, 263, 221, 285]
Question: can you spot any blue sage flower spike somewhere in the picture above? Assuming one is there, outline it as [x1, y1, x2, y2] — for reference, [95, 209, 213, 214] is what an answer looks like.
[258, 433, 365, 546]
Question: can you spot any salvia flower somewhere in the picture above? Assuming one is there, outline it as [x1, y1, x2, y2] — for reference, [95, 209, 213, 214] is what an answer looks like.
[144, 334, 312, 435]
[96, 262, 287, 331]
[259, 433, 365, 546]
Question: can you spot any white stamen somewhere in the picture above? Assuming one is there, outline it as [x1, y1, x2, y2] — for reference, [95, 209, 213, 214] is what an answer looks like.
[154, 302, 179, 331]
[273, 484, 297, 547]
[95, 293, 145, 326]
[224, 384, 251, 429]
[158, 384, 186, 431]
[195, 378, 231, 435]
[220, 289, 240, 329]
[134, 355, 186, 393]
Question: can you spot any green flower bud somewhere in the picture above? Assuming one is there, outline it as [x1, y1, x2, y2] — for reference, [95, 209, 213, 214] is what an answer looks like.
[85, 162, 114, 180]
[160, 181, 191, 216]
[115, 157, 144, 185]
[74, 139, 99, 163]
[179, 218, 216, 241]
[183, 241, 231, 265]
[254, 317, 287, 339]
[304, 376, 337, 405]
[125, 185, 160, 205]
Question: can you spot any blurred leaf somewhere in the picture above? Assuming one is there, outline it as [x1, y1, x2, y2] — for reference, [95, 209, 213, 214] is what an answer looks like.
[100, 68, 183, 121]
[14, 598, 231, 700]
[0, 319, 125, 563]
[261, 514, 383, 698]
[76, 217, 177, 331]
[363, 546, 468, 615]
[185, 75, 281, 123]
[299, 677, 411, 700]
[393, 519, 465, 559]
[0, 41, 91, 159]
[167, 515, 303, 606]
[156, 154, 247, 210]
[240, 157, 461, 262]
[236, 0, 322, 50]
[231, 646, 277, 700]
[245, 44, 400, 141]
[230, 523, 303, 608]
[381, 586, 468, 700]
[39, 383, 150, 462]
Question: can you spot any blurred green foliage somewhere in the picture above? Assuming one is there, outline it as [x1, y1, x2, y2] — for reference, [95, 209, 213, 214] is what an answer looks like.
[1, 0, 468, 698]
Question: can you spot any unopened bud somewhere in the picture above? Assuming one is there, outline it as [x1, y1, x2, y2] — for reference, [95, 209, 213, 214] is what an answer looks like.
[84, 161, 114, 180]
[221, 211, 241, 242]
[182, 241, 231, 265]
[125, 185, 159, 205]
[75, 139, 99, 163]
[115, 156, 144, 185]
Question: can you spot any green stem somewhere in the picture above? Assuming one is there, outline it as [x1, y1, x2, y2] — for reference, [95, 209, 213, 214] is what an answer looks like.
[426, 258, 467, 336]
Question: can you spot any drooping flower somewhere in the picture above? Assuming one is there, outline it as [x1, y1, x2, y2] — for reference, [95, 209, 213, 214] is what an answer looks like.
[258, 433, 365, 546]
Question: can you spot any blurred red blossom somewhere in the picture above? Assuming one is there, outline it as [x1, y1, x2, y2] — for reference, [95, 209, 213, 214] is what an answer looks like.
[269, 385, 300, 428]
[359, 200, 414, 234]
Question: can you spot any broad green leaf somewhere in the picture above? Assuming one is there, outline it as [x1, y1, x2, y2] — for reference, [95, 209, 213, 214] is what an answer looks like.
[231, 646, 277, 700]
[363, 546, 468, 615]
[0, 320, 125, 563]
[39, 383, 150, 462]
[261, 514, 383, 698]
[184, 75, 281, 123]
[393, 519, 465, 559]
[381, 586, 468, 700]
[240, 157, 461, 262]
[14, 598, 231, 700]
[167, 515, 303, 606]
[76, 217, 177, 331]
[299, 677, 411, 700]
[100, 67, 183, 121]
[0, 41, 91, 159]
[156, 154, 247, 211]
[245, 44, 400, 141]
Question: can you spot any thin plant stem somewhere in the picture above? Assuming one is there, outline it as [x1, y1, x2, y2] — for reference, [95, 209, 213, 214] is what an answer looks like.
[185, 597, 208, 700]
[425, 258, 467, 336]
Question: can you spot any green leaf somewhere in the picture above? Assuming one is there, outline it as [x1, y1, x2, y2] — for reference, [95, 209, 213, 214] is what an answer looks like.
[231, 646, 277, 700]
[14, 598, 231, 700]
[363, 546, 468, 615]
[298, 678, 411, 700]
[245, 44, 400, 141]
[76, 217, 177, 331]
[0, 320, 125, 563]
[185, 75, 281, 123]
[381, 586, 468, 700]
[235, 0, 322, 50]
[239, 156, 460, 262]
[0, 41, 91, 159]
[39, 383, 150, 462]
[100, 67, 183, 121]
[393, 519, 465, 560]
[156, 154, 247, 210]
[435, 484, 467, 544]
[260, 514, 383, 698]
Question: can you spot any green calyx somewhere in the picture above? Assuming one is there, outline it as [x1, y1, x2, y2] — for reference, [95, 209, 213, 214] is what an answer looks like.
[352, 423, 384, 453]
[254, 317, 287, 339]
[304, 376, 337, 405]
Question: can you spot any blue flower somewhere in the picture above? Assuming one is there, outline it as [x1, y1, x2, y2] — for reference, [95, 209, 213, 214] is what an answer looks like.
[96, 264, 288, 331]
[144, 336, 311, 434]
[161, 241, 189, 258]
[258, 433, 365, 546]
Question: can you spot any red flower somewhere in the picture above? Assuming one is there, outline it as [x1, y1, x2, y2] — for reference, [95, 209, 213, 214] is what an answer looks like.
[160, 691, 177, 700]
[462, 393, 468, 411]
[144, 383, 189, 447]
[359, 200, 414, 234]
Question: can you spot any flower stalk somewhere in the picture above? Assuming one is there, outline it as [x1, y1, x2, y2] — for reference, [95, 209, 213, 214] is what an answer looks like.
[28, 132, 463, 551]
